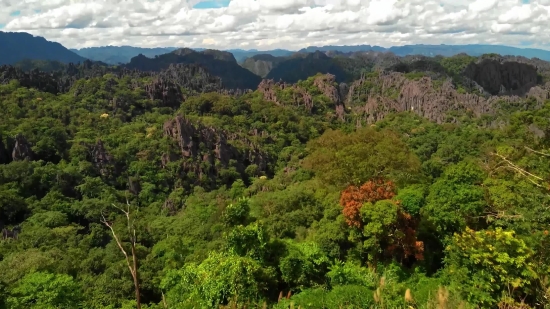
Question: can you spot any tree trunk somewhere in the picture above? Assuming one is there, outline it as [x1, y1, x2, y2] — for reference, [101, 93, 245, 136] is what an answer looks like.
[131, 244, 141, 309]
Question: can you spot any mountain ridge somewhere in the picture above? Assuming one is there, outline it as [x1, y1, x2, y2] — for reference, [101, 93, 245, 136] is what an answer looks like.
[0, 31, 87, 65]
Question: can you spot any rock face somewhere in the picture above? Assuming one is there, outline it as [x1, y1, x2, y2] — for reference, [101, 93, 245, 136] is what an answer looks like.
[125, 49, 261, 90]
[0, 134, 9, 164]
[464, 59, 539, 95]
[128, 176, 142, 196]
[163, 116, 269, 183]
[258, 74, 347, 120]
[91, 140, 114, 177]
[11, 134, 33, 161]
[202, 49, 237, 63]
[258, 78, 315, 112]
[241, 54, 285, 78]
[347, 71, 550, 124]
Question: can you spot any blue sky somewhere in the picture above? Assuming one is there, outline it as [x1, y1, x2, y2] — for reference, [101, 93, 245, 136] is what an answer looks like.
[193, 0, 230, 9]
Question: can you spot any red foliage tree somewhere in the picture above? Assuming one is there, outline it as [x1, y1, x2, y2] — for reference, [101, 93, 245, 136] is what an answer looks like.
[340, 179, 424, 263]
[340, 179, 396, 228]
[386, 210, 424, 262]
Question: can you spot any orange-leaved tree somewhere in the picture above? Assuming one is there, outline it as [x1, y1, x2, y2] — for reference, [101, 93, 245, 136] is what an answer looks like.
[340, 179, 396, 228]
[340, 179, 424, 264]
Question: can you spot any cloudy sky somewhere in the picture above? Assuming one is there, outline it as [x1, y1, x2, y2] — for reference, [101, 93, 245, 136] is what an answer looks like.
[0, 0, 549, 50]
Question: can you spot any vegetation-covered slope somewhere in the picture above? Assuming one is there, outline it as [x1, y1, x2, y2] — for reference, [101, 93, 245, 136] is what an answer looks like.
[124, 49, 262, 90]
[1, 54, 550, 309]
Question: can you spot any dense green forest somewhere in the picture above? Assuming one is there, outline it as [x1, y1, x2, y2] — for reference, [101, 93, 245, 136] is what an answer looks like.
[0, 56, 550, 309]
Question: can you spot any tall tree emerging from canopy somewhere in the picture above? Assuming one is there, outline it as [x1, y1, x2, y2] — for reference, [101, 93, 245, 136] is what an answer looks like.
[339, 180, 423, 265]
[302, 128, 420, 188]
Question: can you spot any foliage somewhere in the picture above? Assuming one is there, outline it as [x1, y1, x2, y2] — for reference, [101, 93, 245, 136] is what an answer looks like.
[444, 228, 536, 307]
[161, 252, 272, 309]
[0, 57, 550, 309]
[340, 179, 396, 227]
[302, 128, 420, 188]
[6, 272, 81, 309]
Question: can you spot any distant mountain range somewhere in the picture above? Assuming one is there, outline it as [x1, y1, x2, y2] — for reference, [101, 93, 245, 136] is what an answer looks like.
[4, 30, 550, 67]
[0, 32, 86, 65]
[71, 46, 295, 64]
[4, 30, 550, 91]
[73, 44, 550, 65]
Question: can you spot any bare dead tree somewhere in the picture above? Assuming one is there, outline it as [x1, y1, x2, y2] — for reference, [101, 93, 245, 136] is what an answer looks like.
[101, 200, 141, 309]
[490, 152, 546, 188]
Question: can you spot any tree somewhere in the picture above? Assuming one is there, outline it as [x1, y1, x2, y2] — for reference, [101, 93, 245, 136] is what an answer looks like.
[101, 201, 142, 309]
[340, 179, 396, 228]
[302, 128, 420, 188]
[222, 197, 251, 227]
[6, 272, 81, 309]
[279, 241, 330, 291]
[339, 180, 423, 266]
[161, 252, 270, 308]
[423, 160, 487, 235]
[361, 200, 423, 265]
[444, 227, 536, 307]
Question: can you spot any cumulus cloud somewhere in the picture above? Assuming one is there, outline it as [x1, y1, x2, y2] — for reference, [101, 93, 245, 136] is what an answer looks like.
[0, 0, 549, 50]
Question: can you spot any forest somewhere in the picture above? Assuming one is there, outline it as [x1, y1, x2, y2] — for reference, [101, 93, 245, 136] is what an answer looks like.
[0, 54, 550, 309]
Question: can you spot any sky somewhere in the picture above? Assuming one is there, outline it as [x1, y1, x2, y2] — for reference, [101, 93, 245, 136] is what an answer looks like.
[1, 0, 550, 50]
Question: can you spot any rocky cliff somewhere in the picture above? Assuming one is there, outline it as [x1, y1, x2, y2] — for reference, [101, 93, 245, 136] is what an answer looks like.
[11, 134, 34, 161]
[163, 116, 270, 184]
[258, 74, 347, 120]
[346, 71, 550, 124]
[241, 54, 285, 78]
[464, 59, 539, 95]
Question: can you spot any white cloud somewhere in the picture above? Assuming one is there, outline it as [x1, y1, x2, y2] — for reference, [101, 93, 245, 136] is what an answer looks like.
[0, 0, 549, 50]
[468, 0, 497, 13]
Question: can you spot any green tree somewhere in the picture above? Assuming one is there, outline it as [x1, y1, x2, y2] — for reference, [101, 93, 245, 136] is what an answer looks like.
[444, 227, 536, 307]
[423, 160, 487, 235]
[161, 252, 271, 308]
[279, 241, 330, 291]
[222, 197, 251, 227]
[302, 128, 420, 188]
[6, 272, 81, 309]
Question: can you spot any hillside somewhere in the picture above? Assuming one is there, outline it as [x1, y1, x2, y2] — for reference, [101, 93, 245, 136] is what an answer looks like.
[124, 48, 262, 89]
[1, 52, 550, 309]
[0, 31, 87, 65]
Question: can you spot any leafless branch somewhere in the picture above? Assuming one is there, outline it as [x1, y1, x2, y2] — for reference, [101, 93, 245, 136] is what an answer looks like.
[490, 152, 545, 188]
[524, 146, 550, 157]
[101, 212, 135, 278]
[101, 202, 141, 309]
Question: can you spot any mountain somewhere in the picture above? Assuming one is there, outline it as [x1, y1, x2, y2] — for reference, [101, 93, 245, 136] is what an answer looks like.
[0, 31, 87, 65]
[69, 43, 550, 67]
[71, 46, 294, 64]
[299, 44, 387, 53]
[298, 44, 550, 61]
[241, 54, 288, 77]
[229, 49, 294, 62]
[71, 46, 179, 64]
[241, 50, 404, 83]
[124, 48, 262, 89]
